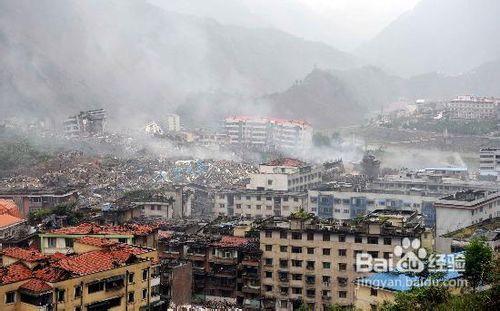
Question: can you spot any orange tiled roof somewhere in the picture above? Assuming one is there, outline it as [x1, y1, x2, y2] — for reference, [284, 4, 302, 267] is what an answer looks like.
[33, 266, 68, 283]
[49, 252, 67, 261]
[211, 236, 251, 248]
[0, 262, 32, 284]
[0, 199, 21, 218]
[0, 214, 25, 228]
[75, 236, 118, 247]
[54, 250, 133, 276]
[19, 278, 53, 293]
[3, 247, 47, 262]
[48, 223, 155, 236]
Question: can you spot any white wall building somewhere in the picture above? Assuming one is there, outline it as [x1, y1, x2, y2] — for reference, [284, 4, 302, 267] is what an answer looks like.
[246, 158, 322, 192]
[165, 113, 181, 132]
[479, 148, 500, 180]
[447, 95, 499, 120]
[224, 116, 313, 150]
[434, 190, 500, 252]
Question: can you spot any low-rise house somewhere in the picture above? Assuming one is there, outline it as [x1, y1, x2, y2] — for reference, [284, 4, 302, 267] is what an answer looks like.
[0, 188, 78, 217]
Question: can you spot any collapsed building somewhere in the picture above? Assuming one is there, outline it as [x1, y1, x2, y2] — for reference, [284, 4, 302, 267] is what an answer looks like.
[63, 109, 106, 137]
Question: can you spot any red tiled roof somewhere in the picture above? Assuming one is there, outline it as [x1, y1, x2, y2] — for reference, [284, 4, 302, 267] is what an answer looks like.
[3, 247, 47, 262]
[33, 266, 68, 283]
[49, 252, 67, 261]
[0, 214, 25, 228]
[75, 236, 118, 247]
[54, 250, 133, 276]
[48, 223, 155, 236]
[0, 199, 21, 218]
[211, 236, 251, 248]
[19, 278, 53, 293]
[0, 262, 32, 284]
[158, 230, 172, 240]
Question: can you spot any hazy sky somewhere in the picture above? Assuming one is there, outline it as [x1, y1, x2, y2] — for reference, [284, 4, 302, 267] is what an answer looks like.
[150, 0, 421, 50]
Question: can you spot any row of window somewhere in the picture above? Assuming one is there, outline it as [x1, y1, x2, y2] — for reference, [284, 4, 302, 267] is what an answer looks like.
[264, 231, 392, 245]
[264, 286, 348, 298]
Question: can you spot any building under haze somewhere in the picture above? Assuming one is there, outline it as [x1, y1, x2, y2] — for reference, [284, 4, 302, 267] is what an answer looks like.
[447, 95, 499, 120]
[164, 113, 181, 132]
[224, 116, 313, 151]
[63, 109, 107, 137]
[479, 147, 500, 180]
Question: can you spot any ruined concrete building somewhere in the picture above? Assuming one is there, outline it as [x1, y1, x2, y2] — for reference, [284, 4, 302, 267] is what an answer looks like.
[63, 109, 106, 137]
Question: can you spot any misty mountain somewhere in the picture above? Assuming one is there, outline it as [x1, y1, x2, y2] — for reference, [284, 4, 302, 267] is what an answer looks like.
[268, 59, 500, 127]
[0, 0, 358, 125]
[358, 0, 500, 77]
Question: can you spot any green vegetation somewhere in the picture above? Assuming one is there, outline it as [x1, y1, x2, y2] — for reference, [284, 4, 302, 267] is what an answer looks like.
[0, 139, 49, 173]
[290, 208, 314, 220]
[28, 202, 84, 225]
[383, 117, 497, 135]
[464, 237, 494, 290]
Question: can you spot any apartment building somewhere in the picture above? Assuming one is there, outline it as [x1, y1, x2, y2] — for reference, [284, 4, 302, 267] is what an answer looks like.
[214, 189, 307, 218]
[39, 222, 159, 254]
[434, 190, 500, 252]
[224, 116, 313, 151]
[479, 147, 500, 180]
[0, 188, 78, 218]
[159, 233, 262, 309]
[165, 113, 181, 132]
[0, 238, 162, 311]
[247, 158, 323, 192]
[446, 95, 499, 120]
[307, 190, 437, 227]
[258, 212, 425, 310]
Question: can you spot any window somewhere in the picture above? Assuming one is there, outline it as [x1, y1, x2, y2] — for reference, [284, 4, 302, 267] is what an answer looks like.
[292, 232, 302, 240]
[265, 285, 273, 291]
[265, 258, 273, 266]
[306, 261, 315, 270]
[265, 231, 272, 238]
[5, 291, 15, 304]
[128, 292, 134, 303]
[337, 277, 348, 287]
[74, 285, 82, 298]
[157, 206, 162, 211]
[236, 204, 241, 209]
[256, 196, 261, 201]
[323, 233, 330, 241]
[88, 281, 105, 293]
[338, 235, 346, 242]
[383, 252, 391, 259]
[151, 285, 160, 297]
[371, 288, 378, 296]
[292, 260, 302, 267]
[354, 250, 362, 258]
[48, 237, 57, 248]
[256, 205, 261, 210]
[338, 249, 347, 256]
[280, 245, 287, 252]
[118, 238, 127, 243]
[279, 259, 288, 268]
[292, 287, 302, 294]
[322, 248, 331, 255]
[291, 247, 302, 254]
[75, 307, 82, 311]
[65, 238, 74, 248]
[142, 269, 149, 280]
[338, 263, 347, 271]
[367, 237, 379, 244]
[307, 248, 314, 254]
[142, 289, 148, 300]
[292, 274, 302, 280]
[368, 251, 379, 258]
[355, 236, 362, 243]
[268, 180, 273, 185]
[322, 276, 331, 284]
[339, 291, 347, 298]
[383, 238, 392, 245]
[56, 289, 65, 302]
[128, 272, 135, 283]
[307, 232, 314, 240]
[280, 232, 287, 239]
[265, 271, 273, 278]
[265, 245, 272, 251]
[322, 262, 331, 269]
[246, 196, 251, 200]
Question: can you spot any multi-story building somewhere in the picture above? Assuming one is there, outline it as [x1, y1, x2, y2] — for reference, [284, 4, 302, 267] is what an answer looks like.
[214, 189, 307, 218]
[39, 222, 159, 254]
[165, 113, 181, 132]
[63, 109, 107, 137]
[224, 116, 313, 151]
[159, 233, 262, 309]
[247, 158, 323, 192]
[258, 212, 426, 310]
[479, 147, 500, 180]
[0, 188, 78, 218]
[434, 190, 500, 252]
[161, 260, 193, 308]
[307, 190, 437, 227]
[446, 95, 499, 120]
[0, 238, 162, 311]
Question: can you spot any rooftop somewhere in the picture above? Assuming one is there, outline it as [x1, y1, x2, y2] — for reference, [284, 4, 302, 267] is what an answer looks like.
[211, 236, 253, 248]
[0, 262, 32, 284]
[0, 214, 25, 228]
[3, 248, 47, 262]
[46, 222, 156, 236]
[0, 199, 21, 218]
[19, 278, 53, 293]
[75, 236, 118, 247]
[437, 190, 499, 207]
[262, 158, 305, 167]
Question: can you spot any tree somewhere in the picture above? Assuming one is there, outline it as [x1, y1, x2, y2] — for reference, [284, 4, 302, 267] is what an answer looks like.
[381, 285, 450, 311]
[464, 236, 493, 290]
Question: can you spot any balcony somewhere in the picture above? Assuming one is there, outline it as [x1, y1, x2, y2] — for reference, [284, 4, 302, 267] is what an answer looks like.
[322, 295, 332, 301]
[209, 257, 238, 265]
[242, 284, 261, 294]
[241, 259, 260, 267]
[186, 253, 206, 261]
